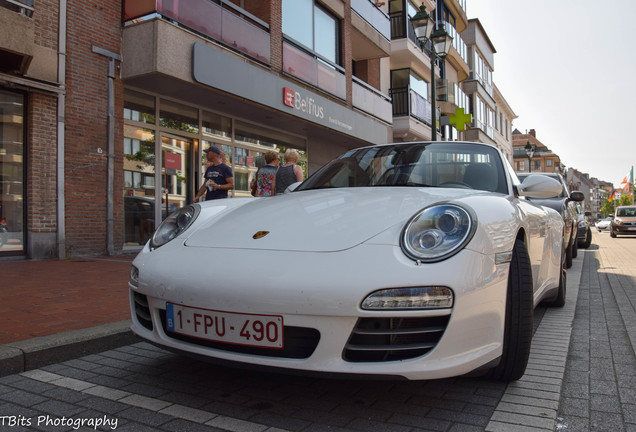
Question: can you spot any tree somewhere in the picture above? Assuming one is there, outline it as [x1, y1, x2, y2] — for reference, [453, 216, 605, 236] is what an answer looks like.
[600, 188, 633, 216]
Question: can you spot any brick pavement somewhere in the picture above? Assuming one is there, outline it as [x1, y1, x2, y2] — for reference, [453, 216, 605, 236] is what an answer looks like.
[557, 232, 636, 432]
[0, 255, 135, 344]
[0, 233, 634, 431]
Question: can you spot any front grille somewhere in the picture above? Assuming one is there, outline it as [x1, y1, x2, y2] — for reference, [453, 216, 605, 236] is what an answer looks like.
[343, 316, 450, 362]
[133, 292, 153, 331]
[159, 310, 320, 359]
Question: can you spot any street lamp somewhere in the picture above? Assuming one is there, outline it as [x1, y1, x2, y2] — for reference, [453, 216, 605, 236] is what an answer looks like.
[411, 5, 453, 141]
[524, 140, 536, 172]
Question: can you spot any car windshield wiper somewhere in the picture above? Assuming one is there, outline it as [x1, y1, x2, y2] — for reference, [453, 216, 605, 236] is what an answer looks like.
[375, 182, 437, 187]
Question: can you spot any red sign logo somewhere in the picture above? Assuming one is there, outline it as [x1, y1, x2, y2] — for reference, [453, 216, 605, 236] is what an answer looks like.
[164, 152, 182, 170]
[283, 87, 294, 108]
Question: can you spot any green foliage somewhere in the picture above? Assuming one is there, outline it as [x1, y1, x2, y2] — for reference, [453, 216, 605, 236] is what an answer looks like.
[600, 186, 633, 216]
[125, 140, 155, 170]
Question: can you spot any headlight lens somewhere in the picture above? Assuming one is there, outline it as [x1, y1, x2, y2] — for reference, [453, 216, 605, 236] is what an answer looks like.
[150, 205, 199, 249]
[401, 204, 475, 262]
[129, 264, 139, 287]
[362, 287, 454, 310]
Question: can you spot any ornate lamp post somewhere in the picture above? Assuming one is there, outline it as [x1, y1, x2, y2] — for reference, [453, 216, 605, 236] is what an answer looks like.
[524, 140, 536, 172]
[411, 5, 453, 141]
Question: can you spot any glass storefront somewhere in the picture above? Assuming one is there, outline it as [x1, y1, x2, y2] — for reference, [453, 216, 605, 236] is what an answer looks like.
[123, 88, 307, 248]
[0, 89, 25, 255]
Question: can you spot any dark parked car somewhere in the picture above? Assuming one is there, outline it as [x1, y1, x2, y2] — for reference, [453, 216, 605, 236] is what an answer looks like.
[576, 207, 592, 248]
[517, 173, 584, 268]
[124, 196, 178, 245]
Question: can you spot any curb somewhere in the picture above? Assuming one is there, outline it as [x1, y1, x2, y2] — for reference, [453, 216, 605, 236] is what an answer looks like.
[0, 320, 140, 377]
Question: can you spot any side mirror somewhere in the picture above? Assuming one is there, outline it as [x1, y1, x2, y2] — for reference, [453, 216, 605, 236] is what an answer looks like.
[570, 191, 585, 202]
[517, 175, 562, 199]
[285, 182, 302, 193]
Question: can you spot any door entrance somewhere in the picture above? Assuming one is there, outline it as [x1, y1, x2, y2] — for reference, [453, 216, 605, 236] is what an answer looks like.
[160, 134, 194, 220]
[123, 132, 196, 247]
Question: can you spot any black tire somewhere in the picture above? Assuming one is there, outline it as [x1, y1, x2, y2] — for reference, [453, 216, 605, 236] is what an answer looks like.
[489, 239, 534, 381]
[582, 229, 592, 248]
[548, 247, 567, 307]
[572, 235, 578, 259]
[565, 237, 573, 268]
[610, 230, 617, 238]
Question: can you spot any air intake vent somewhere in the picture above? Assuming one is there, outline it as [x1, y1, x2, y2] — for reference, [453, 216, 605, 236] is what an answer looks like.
[133, 291, 153, 331]
[343, 316, 450, 362]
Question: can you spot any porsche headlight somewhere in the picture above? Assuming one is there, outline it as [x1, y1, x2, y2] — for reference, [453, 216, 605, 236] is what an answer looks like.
[362, 287, 454, 310]
[400, 204, 475, 262]
[129, 264, 139, 287]
[150, 205, 199, 249]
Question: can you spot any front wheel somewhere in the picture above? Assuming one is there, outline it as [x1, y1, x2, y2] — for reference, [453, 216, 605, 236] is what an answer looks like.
[565, 237, 573, 268]
[489, 239, 534, 381]
[582, 229, 592, 248]
[548, 246, 567, 307]
[610, 230, 617, 238]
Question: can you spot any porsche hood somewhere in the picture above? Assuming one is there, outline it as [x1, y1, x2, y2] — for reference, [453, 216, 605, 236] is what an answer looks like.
[185, 188, 471, 252]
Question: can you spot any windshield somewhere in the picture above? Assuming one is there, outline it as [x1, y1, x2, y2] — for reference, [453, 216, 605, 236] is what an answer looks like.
[617, 207, 636, 217]
[297, 142, 507, 194]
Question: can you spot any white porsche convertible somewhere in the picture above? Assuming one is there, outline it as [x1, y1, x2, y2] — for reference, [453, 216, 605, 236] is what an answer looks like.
[129, 141, 565, 381]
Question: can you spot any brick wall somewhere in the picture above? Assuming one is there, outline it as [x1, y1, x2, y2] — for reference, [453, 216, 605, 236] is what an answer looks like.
[18, 0, 60, 258]
[27, 93, 57, 234]
[63, 0, 124, 256]
[270, 0, 283, 71]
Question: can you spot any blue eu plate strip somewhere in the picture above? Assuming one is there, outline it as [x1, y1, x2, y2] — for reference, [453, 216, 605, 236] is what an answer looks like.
[166, 303, 175, 331]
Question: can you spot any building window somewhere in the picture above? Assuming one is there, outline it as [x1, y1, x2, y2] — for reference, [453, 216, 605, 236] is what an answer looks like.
[282, 0, 340, 65]
[0, 88, 25, 255]
[546, 159, 553, 167]
[124, 89, 155, 124]
[160, 99, 199, 134]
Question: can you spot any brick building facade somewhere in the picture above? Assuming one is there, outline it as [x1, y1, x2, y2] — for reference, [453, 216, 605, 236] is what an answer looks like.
[1, 0, 393, 259]
[1, 0, 515, 260]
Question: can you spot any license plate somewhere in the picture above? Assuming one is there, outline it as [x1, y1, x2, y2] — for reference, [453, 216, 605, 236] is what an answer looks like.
[166, 303, 284, 349]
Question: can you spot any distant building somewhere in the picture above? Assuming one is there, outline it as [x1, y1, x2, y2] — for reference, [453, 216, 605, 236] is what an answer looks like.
[512, 129, 564, 174]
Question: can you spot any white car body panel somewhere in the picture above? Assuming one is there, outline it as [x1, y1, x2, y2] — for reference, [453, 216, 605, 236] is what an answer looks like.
[129, 142, 564, 380]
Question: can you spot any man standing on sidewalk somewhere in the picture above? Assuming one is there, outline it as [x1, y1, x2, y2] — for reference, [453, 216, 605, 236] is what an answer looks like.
[193, 145, 234, 201]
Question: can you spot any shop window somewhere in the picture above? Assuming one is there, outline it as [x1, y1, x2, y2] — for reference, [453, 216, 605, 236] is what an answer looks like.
[123, 125, 156, 247]
[202, 111, 231, 140]
[160, 99, 199, 134]
[124, 89, 155, 124]
[234, 171, 249, 192]
[0, 89, 25, 254]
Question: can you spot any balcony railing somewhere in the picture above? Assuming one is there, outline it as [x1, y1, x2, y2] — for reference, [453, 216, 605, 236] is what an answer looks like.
[123, 0, 270, 64]
[282, 40, 346, 100]
[2, 0, 34, 17]
[472, 118, 494, 139]
[436, 79, 455, 104]
[390, 11, 417, 45]
[352, 77, 392, 123]
[444, 21, 467, 65]
[351, 0, 390, 41]
[390, 87, 432, 126]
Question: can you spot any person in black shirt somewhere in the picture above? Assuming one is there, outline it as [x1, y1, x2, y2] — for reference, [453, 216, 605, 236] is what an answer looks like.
[193, 145, 234, 201]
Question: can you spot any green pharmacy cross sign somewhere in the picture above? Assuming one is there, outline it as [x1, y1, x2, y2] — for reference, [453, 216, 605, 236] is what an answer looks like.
[449, 108, 472, 131]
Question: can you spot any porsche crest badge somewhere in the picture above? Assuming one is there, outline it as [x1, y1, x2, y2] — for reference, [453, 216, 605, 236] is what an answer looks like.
[252, 231, 270, 239]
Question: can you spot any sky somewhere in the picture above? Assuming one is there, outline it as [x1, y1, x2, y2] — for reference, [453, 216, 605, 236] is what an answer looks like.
[466, 0, 636, 189]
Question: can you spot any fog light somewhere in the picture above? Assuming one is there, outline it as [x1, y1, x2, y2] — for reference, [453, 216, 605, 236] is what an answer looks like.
[361, 287, 454, 310]
[130, 265, 139, 287]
